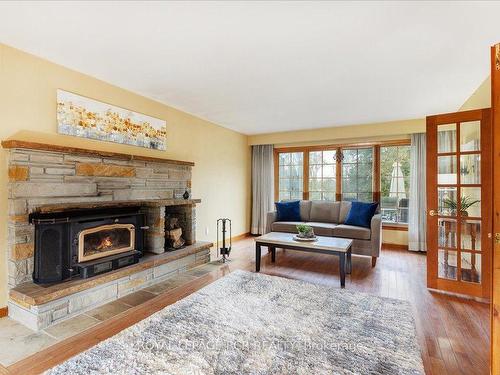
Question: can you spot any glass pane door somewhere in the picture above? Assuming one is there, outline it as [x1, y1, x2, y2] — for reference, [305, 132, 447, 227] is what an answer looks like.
[427, 109, 491, 299]
[458, 120, 482, 284]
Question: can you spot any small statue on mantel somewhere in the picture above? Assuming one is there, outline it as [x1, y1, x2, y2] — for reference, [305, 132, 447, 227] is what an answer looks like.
[166, 217, 185, 249]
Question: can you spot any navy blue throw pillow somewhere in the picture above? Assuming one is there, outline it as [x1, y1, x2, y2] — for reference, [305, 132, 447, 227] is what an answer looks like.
[275, 200, 301, 222]
[344, 201, 378, 228]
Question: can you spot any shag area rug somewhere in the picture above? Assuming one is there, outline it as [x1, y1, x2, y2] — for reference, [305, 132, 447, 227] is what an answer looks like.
[47, 270, 424, 375]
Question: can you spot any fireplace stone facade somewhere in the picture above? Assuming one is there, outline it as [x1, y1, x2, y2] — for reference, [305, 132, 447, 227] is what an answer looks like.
[6, 146, 194, 287]
[3, 141, 211, 330]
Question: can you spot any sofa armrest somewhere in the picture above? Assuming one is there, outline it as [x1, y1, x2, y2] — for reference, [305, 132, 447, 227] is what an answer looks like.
[265, 211, 278, 234]
[370, 214, 382, 257]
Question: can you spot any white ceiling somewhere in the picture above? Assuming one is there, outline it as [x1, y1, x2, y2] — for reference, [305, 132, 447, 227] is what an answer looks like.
[0, 1, 498, 135]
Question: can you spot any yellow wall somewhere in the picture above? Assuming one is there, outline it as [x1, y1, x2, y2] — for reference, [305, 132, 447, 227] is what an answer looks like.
[460, 76, 491, 110]
[382, 229, 408, 247]
[0, 44, 251, 308]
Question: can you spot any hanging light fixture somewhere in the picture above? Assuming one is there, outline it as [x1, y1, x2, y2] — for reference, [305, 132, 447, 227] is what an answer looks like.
[335, 150, 345, 163]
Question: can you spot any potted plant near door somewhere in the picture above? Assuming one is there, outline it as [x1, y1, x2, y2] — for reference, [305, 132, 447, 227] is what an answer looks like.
[443, 196, 481, 216]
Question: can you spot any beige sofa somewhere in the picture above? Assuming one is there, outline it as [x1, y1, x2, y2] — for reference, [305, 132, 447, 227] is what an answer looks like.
[266, 200, 382, 266]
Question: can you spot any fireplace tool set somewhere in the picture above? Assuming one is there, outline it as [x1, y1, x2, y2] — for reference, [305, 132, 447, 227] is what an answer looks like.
[216, 218, 232, 263]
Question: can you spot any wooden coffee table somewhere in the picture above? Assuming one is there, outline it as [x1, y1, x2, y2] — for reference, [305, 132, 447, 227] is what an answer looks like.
[255, 232, 353, 287]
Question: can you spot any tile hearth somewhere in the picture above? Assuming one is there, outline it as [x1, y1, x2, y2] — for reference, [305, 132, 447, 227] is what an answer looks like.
[11, 242, 211, 307]
[0, 261, 222, 367]
[9, 242, 211, 331]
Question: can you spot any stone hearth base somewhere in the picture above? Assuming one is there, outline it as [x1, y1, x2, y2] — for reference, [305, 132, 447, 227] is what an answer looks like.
[9, 242, 211, 331]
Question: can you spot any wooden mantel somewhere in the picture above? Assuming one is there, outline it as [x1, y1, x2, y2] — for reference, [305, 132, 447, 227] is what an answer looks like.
[32, 199, 202, 214]
[1, 139, 195, 166]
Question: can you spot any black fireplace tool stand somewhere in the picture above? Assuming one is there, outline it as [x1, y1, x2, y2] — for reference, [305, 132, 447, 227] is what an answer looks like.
[216, 218, 232, 263]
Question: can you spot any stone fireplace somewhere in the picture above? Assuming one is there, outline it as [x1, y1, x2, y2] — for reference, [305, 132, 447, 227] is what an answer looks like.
[2, 140, 211, 330]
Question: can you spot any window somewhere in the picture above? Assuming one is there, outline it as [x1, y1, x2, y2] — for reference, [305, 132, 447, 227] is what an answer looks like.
[341, 148, 373, 202]
[380, 145, 410, 224]
[274, 141, 411, 226]
[309, 150, 336, 200]
[278, 152, 303, 200]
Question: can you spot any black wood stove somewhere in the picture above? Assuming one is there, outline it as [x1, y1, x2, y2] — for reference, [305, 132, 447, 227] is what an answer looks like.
[30, 206, 146, 284]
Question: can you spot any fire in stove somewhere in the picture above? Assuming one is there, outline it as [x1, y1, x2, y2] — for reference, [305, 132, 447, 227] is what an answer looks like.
[79, 224, 135, 262]
[96, 236, 114, 251]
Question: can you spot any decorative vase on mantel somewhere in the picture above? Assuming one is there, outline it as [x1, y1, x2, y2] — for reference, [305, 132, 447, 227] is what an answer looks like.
[183, 190, 190, 200]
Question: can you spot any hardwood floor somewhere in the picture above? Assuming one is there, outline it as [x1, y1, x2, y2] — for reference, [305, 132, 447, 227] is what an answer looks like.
[0, 237, 490, 374]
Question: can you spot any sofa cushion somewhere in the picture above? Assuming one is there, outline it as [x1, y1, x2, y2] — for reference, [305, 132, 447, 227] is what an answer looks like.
[299, 200, 312, 221]
[281, 200, 312, 221]
[305, 222, 337, 236]
[332, 224, 371, 240]
[309, 201, 340, 223]
[275, 200, 301, 221]
[271, 221, 303, 233]
[344, 201, 378, 228]
[339, 201, 352, 223]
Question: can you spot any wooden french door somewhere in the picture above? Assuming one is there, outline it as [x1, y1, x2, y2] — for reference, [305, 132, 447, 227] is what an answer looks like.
[426, 108, 492, 299]
[491, 43, 500, 375]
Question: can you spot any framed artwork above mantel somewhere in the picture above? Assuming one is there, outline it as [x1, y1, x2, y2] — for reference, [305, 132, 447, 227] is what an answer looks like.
[56, 89, 167, 150]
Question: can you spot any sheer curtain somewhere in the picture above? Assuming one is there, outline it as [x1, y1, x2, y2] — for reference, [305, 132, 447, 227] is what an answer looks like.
[408, 133, 427, 252]
[251, 145, 274, 235]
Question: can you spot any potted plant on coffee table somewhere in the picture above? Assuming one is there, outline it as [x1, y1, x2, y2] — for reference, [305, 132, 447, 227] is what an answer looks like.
[295, 224, 316, 241]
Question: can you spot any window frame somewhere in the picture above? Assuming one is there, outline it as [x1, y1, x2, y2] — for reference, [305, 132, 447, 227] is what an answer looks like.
[273, 139, 411, 229]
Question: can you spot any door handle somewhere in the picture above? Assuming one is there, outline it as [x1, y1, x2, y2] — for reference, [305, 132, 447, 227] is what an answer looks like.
[495, 233, 500, 244]
[429, 210, 437, 217]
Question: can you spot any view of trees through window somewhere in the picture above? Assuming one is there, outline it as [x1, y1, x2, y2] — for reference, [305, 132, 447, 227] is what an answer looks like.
[341, 148, 373, 202]
[309, 150, 336, 200]
[278, 152, 303, 200]
[380, 145, 411, 224]
[275, 143, 411, 224]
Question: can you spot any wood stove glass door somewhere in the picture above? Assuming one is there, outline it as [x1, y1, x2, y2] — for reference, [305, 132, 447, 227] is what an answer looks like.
[78, 223, 135, 262]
